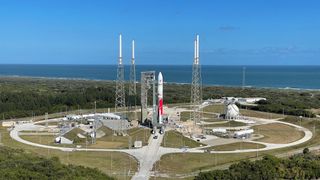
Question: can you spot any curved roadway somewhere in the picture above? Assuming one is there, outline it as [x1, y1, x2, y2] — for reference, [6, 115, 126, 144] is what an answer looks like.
[10, 116, 313, 180]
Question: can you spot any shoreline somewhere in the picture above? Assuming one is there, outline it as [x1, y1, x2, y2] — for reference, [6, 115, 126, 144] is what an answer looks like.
[0, 75, 319, 92]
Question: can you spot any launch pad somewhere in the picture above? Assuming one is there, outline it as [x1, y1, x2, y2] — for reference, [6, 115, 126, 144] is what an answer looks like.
[140, 71, 165, 134]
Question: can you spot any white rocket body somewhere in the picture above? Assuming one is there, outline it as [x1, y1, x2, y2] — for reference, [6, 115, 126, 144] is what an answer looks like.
[158, 72, 163, 124]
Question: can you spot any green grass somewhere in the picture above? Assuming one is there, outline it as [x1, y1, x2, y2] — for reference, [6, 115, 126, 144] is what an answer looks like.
[64, 128, 86, 143]
[180, 111, 220, 122]
[202, 104, 285, 119]
[206, 142, 266, 151]
[161, 130, 204, 148]
[180, 111, 191, 121]
[203, 121, 246, 128]
[240, 109, 285, 119]
[202, 112, 218, 118]
[90, 127, 151, 149]
[203, 104, 225, 114]
[252, 123, 305, 144]
[155, 117, 320, 177]
[20, 135, 55, 145]
[0, 126, 138, 179]
[154, 152, 258, 175]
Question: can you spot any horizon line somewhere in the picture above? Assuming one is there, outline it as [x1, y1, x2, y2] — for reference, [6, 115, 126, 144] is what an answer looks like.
[0, 64, 320, 66]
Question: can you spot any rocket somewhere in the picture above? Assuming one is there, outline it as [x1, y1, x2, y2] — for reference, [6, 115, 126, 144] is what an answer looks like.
[158, 72, 163, 124]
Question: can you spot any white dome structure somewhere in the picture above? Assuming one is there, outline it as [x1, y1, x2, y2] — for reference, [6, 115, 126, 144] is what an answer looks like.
[224, 100, 240, 120]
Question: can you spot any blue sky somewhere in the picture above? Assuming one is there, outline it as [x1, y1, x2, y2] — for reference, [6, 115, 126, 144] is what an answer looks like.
[0, 0, 320, 65]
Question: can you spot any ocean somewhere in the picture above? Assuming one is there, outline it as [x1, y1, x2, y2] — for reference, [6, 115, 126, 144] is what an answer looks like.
[0, 64, 319, 90]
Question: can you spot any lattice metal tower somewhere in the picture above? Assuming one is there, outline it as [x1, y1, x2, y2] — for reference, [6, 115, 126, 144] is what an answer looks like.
[115, 34, 126, 111]
[140, 71, 156, 124]
[129, 40, 137, 96]
[191, 35, 202, 125]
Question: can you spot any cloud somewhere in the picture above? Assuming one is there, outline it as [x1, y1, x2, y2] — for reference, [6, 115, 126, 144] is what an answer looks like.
[218, 26, 238, 31]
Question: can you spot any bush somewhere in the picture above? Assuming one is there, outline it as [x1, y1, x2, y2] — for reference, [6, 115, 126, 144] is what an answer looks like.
[195, 153, 320, 180]
[0, 146, 114, 179]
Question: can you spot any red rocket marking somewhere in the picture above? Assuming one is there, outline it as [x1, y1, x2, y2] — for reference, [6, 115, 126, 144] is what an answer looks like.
[159, 99, 163, 115]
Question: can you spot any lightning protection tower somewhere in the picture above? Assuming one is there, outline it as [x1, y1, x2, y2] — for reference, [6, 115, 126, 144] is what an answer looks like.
[190, 35, 202, 125]
[129, 40, 136, 96]
[115, 34, 126, 111]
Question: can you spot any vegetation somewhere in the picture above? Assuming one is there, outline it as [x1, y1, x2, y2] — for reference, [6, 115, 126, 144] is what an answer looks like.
[0, 126, 138, 179]
[180, 111, 191, 121]
[195, 150, 320, 180]
[203, 104, 224, 114]
[252, 123, 305, 144]
[64, 128, 87, 144]
[90, 127, 151, 149]
[154, 152, 258, 175]
[206, 142, 266, 151]
[0, 146, 114, 179]
[162, 130, 204, 148]
[1, 77, 320, 119]
[240, 108, 284, 119]
[203, 121, 246, 128]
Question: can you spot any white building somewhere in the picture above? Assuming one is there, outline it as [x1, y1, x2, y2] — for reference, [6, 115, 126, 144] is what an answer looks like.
[224, 100, 240, 120]
[212, 128, 227, 134]
[233, 129, 254, 139]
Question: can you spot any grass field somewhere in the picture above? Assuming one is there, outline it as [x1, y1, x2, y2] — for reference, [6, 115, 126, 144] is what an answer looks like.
[203, 121, 246, 128]
[162, 130, 204, 148]
[203, 104, 224, 114]
[153, 152, 259, 175]
[180, 111, 220, 122]
[202, 104, 285, 119]
[180, 111, 191, 121]
[154, 118, 318, 177]
[0, 126, 138, 179]
[91, 127, 151, 149]
[64, 127, 86, 143]
[240, 109, 285, 119]
[206, 142, 266, 151]
[252, 123, 305, 144]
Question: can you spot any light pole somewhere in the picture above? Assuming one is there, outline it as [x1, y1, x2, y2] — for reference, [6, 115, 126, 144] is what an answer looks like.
[299, 116, 303, 127]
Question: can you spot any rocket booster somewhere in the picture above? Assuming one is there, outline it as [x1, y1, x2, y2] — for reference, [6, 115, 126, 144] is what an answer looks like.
[158, 72, 163, 124]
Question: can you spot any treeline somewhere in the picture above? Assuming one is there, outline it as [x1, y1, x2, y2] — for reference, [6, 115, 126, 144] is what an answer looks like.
[0, 77, 320, 119]
[0, 78, 136, 119]
[246, 99, 315, 117]
[0, 146, 113, 179]
[195, 149, 320, 180]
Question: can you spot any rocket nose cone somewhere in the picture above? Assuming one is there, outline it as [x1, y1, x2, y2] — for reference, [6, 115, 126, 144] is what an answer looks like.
[158, 72, 163, 79]
[158, 72, 163, 83]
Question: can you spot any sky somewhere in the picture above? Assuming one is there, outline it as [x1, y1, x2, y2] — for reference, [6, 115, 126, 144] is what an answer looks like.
[0, 0, 320, 65]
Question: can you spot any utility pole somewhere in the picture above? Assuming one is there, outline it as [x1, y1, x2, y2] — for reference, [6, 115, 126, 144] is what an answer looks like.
[45, 112, 48, 128]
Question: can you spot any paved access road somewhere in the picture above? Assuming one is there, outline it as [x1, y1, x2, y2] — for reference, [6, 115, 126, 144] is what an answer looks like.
[132, 133, 164, 180]
[9, 110, 313, 180]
